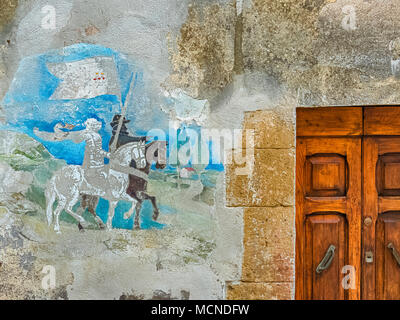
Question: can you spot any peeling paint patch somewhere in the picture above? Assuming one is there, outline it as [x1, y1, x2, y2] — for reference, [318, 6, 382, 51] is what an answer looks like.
[0, 0, 18, 32]
[151, 289, 173, 300]
[85, 25, 100, 36]
[120, 292, 145, 300]
[0, 225, 24, 249]
[180, 290, 190, 300]
[19, 252, 36, 271]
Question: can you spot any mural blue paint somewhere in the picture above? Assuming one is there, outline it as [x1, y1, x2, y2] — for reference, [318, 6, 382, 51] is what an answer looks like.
[0, 43, 222, 232]
[1, 43, 149, 164]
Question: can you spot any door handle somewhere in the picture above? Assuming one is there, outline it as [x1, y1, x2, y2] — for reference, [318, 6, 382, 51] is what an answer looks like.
[387, 243, 400, 267]
[316, 244, 336, 274]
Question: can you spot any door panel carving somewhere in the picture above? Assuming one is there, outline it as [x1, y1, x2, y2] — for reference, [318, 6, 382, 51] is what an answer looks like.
[304, 213, 347, 300]
[297, 107, 400, 300]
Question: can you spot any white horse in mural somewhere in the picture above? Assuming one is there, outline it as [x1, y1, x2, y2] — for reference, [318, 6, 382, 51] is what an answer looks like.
[45, 141, 147, 233]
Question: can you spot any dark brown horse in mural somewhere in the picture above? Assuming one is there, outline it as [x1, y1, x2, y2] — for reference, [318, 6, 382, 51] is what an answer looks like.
[81, 115, 167, 230]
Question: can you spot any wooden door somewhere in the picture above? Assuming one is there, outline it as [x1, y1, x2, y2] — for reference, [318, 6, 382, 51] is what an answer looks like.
[296, 108, 362, 300]
[363, 107, 400, 299]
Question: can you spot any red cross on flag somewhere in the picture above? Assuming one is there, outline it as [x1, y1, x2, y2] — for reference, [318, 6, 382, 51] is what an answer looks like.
[47, 56, 120, 100]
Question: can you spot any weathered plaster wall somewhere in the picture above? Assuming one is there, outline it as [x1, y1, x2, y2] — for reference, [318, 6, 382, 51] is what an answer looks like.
[1, 0, 400, 300]
[0, 0, 244, 300]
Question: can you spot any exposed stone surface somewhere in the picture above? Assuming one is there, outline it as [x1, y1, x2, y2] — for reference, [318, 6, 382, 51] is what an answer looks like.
[167, 3, 236, 99]
[242, 207, 294, 282]
[242, 0, 322, 79]
[226, 148, 295, 207]
[0, 0, 18, 32]
[243, 108, 295, 149]
[226, 281, 293, 300]
[241, 0, 400, 105]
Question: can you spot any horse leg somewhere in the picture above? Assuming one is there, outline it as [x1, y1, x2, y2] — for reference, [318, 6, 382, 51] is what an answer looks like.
[64, 193, 87, 232]
[76, 195, 88, 229]
[53, 197, 66, 234]
[123, 200, 136, 220]
[133, 200, 142, 230]
[120, 192, 142, 230]
[91, 208, 106, 230]
[137, 192, 160, 221]
[123, 191, 141, 220]
[106, 200, 118, 231]
[148, 194, 160, 221]
[83, 195, 105, 229]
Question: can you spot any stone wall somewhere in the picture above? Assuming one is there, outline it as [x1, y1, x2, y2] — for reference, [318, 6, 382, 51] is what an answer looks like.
[1, 0, 400, 300]
[224, 0, 400, 300]
[226, 109, 295, 299]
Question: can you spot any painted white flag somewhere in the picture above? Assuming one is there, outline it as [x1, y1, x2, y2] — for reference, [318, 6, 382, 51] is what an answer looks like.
[47, 56, 120, 100]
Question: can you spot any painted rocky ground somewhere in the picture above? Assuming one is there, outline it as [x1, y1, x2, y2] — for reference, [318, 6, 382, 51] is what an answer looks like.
[0, 131, 241, 299]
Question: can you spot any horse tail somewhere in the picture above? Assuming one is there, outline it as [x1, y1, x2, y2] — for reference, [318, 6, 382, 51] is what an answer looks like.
[45, 177, 56, 226]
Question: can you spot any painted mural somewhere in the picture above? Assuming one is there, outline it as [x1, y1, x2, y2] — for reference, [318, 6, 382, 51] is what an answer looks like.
[0, 43, 222, 253]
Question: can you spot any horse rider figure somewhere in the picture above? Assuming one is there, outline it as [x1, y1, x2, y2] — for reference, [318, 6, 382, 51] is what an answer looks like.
[109, 114, 146, 149]
[51, 118, 110, 195]
[37, 114, 149, 200]
[76, 118, 110, 195]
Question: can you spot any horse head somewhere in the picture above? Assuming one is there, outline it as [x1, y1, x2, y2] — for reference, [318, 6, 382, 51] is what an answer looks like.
[146, 140, 167, 169]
